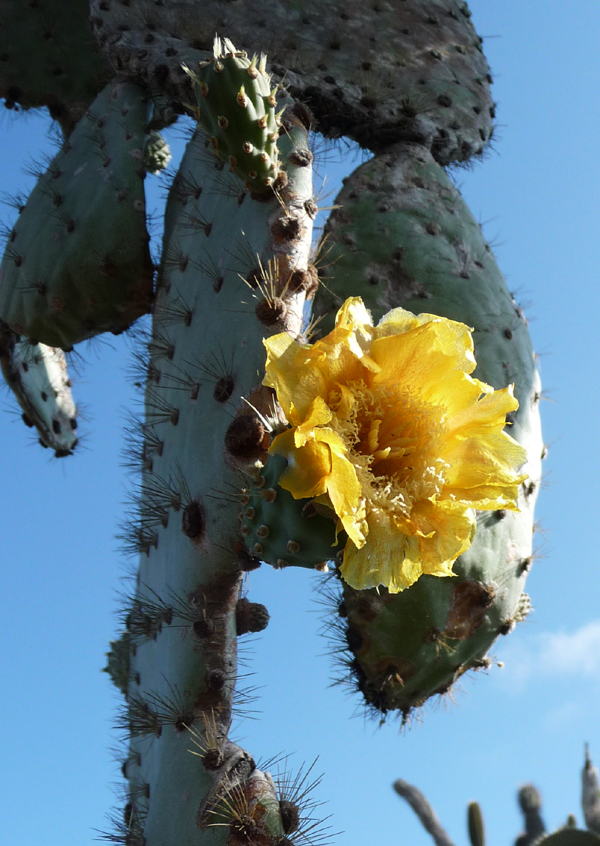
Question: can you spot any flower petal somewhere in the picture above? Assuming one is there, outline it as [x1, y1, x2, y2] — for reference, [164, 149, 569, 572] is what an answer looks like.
[442, 431, 527, 508]
[294, 396, 333, 447]
[270, 429, 330, 499]
[264, 297, 530, 595]
[340, 509, 423, 593]
[410, 499, 475, 575]
[326, 450, 366, 548]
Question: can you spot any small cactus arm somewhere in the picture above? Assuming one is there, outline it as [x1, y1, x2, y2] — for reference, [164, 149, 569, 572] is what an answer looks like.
[468, 802, 486, 846]
[0, 324, 78, 455]
[583, 745, 600, 835]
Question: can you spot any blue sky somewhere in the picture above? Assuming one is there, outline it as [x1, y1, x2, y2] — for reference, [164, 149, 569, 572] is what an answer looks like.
[1, 3, 599, 845]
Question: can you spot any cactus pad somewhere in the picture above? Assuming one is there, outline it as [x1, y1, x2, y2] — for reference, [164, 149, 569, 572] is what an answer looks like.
[239, 453, 344, 570]
[313, 144, 543, 718]
[0, 326, 78, 455]
[0, 0, 109, 131]
[0, 80, 153, 349]
[90, 0, 493, 166]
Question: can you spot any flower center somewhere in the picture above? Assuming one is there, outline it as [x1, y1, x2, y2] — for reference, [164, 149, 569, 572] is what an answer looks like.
[329, 380, 448, 516]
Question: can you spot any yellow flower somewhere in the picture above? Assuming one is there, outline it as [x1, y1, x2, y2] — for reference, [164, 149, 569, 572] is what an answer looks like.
[263, 298, 528, 593]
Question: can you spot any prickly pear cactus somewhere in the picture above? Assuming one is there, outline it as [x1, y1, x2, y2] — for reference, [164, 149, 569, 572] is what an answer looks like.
[0, 80, 153, 349]
[0, 0, 549, 842]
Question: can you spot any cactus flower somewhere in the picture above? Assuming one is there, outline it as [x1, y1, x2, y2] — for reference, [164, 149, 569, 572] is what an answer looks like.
[263, 297, 528, 593]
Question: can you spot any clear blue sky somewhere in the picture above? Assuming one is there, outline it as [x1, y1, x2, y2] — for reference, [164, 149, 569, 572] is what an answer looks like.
[1, 4, 599, 845]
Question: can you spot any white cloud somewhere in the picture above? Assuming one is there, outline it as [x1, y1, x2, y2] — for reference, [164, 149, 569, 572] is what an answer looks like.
[537, 620, 600, 676]
[495, 619, 600, 690]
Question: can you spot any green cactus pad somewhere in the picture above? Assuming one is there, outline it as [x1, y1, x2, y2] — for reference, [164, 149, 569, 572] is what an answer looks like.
[187, 36, 283, 195]
[0, 80, 153, 349]
[313, 144, 543, 718]
[0, 326, 78, 456]
[240, 453, 344, 570]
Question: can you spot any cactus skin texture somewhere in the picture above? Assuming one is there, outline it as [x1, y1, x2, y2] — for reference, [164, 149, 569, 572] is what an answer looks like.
[0, 80, 153, 350]
[113, 79, 315, 842]
[89, 0, 494, 164]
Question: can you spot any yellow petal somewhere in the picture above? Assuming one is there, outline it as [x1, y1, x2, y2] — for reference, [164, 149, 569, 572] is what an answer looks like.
[368, 322, 471, 403]
[270, 429, 330, 499]
[410, 499, 475, 575]
[444, 385, 520, 442]
[340, 509, 423, 593]
[263, 334, 328, 423]
[326, 450, 366, 548]
[442, 431, 527, 508]
[294, 396, 333, 447]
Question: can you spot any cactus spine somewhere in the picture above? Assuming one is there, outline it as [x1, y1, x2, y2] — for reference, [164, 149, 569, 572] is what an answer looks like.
[0, 2, 549, 844]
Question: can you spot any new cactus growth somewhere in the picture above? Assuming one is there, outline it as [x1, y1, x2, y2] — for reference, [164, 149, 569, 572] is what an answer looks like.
[0, 1, 553, 844]
[238, 453, 343, 570]
[187, 37, 284, 196]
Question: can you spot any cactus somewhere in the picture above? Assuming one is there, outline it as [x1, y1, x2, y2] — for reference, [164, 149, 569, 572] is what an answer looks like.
[395, 749, 600, 846]
[186, 37, 284, 196]
[0, 1, 551, 845]
[0, 325, 78, 455]
[302, 144, 543, 718]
